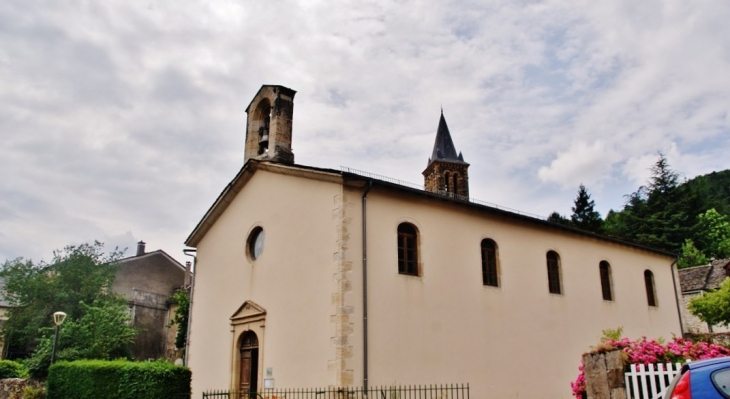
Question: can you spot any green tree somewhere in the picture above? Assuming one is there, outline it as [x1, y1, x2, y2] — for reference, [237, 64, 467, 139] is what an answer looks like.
[0, 242, 124, 358]
[604, 154, 701, 253]
[694, 209, 730, 259]
[689, 278, 730, 327]
[570, 184, 603, 233]
[547, 211, 570, 225]
[677, 239, 709, 268]
[168, 289, 190, 350]
[684, 170, 730, 217]
[24, 300, 136, 378]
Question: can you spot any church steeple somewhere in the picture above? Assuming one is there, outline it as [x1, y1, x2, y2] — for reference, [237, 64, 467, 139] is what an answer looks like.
[423, 111, 470, 198]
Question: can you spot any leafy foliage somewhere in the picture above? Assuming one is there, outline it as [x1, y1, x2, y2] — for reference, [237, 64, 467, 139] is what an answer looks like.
[602, 154, 703, 254]
[695, 209, 730, 259]
[0, 359, 29, 379]
[46, 359, 190, 399]
[547, 211, 570, 225]
[678, 239, 709, 268]
[168, 289, 190, 350]
[688, 278, 730, 327]
[24, 300, 137, 379]
[0, 242, 125, 358]
[684, 169, 730, 217]
[570, 184, 603, 232]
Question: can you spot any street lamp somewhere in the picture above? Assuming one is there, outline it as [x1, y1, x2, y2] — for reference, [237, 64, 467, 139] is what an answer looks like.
[50, 311, 67, 364]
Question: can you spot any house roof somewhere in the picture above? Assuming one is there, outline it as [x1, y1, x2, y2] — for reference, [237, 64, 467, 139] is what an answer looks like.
[185, 160, 676, 259]
[427, 112, 467, 166]
[679, 258, 730, 293]
[117, 249, 186, 271]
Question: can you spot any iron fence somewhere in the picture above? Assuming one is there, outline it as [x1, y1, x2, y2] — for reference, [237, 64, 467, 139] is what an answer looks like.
[203, 383, 469, 399]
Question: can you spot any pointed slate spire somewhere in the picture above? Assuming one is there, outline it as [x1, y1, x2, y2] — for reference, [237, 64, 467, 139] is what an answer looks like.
[429, 111, 465, 164]
[423, 110, 470, 198]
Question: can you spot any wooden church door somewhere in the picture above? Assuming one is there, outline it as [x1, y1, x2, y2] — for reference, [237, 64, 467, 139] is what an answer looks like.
[239, 331, 259, 396]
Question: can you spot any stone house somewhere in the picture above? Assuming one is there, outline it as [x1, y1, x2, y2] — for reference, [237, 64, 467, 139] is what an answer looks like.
[184, 85, 683, 399]
[113, 241, 190, 360]
[678, 258, 730, 333]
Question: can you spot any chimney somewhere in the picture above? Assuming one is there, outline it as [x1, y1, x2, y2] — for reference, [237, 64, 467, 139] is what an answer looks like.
[136, 241, 146, 256]
[184, 261, 192, 286]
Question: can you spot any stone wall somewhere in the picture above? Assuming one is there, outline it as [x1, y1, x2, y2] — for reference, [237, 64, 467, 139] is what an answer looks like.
[685, 331, 730, 347]
[582, 350, 627, 399]
[681, 293, 730, 333]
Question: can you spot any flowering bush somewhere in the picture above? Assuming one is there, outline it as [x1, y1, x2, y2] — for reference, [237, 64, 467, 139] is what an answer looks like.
[571, 337, 730, 398]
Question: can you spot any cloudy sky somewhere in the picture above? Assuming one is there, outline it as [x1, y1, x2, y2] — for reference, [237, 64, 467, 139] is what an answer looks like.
[1, 0, 729, 264]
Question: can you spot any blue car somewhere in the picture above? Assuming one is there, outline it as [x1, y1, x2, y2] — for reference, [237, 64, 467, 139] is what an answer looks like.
[664, 356, 730, 398]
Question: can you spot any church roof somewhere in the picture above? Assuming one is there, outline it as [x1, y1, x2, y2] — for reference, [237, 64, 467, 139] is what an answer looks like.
[185, 160, 675, 259]
[428, 112, 467, 165]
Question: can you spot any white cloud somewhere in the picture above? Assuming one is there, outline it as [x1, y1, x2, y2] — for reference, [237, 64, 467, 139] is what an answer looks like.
[538, 141, 616, 188]
[0, 0, 729, 262]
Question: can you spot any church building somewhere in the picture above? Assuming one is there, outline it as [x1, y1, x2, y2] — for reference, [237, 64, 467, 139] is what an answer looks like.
[185, 85, 682, 398]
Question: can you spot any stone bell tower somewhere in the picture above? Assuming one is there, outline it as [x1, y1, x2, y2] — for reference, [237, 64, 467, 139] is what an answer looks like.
[422, 110, 470, 198]
[244, 85, 297, 164]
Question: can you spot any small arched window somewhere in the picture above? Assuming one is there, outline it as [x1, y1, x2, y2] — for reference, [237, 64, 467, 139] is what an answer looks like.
[481, 239, 499, 287]
[599, 261, 613, 301]
[444, 172, 451, 193]
[397, 223, 419, 276]
[644, 270, 657, 307]
[546, 251, 562, 294]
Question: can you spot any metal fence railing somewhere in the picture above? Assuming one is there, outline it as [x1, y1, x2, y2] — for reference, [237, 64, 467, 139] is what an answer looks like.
[203, 383, 469, 399]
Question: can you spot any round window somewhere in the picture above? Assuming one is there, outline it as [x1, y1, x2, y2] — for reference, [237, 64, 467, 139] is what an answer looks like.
[247, 227, 265, 260]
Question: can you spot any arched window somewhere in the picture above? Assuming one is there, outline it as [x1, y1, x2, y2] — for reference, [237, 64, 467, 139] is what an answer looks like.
[546, 251, 562, 294]
[599, 261, 613, 301]
[481, 239, 499, 287]
[444, 172, 451, 193]
[644, 270, 657, 306]
[397, 223, 419, 276]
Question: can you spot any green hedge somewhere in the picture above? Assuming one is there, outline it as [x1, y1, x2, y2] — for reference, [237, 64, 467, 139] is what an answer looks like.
[46, 359, 190, 399]
[0, 360, 29, 379]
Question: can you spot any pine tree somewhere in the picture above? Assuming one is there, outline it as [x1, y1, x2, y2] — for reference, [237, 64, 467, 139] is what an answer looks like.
[637, 154, 700, 252]
[570, 184, 603, 233]
[607, 154, 701, 253]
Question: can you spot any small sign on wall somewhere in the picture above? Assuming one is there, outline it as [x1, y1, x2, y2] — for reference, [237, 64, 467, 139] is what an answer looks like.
[264, 367, 274, 388]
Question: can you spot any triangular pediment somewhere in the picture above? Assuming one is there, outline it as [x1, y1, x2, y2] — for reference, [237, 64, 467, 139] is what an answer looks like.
[230, 300, 266, 325]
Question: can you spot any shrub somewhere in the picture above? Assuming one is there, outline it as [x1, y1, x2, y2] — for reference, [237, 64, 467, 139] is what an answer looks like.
[0, 359, 29, 379]
[22, 385, 45, 399]
[46, 359, 190, 399]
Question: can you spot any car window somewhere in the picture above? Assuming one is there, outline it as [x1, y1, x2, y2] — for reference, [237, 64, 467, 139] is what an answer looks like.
[711, 368, 730, 398]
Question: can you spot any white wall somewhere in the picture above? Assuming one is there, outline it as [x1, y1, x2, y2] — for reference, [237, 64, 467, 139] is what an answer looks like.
[188, 173, 682, 399]
[357, 187, 681, 399]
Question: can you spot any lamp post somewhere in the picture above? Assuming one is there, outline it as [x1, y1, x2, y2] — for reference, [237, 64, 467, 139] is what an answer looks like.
[50, 311, 66, 364]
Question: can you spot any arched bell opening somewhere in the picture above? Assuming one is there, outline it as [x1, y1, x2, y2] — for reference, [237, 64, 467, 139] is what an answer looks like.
[253, 100, 272, 155]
